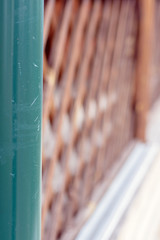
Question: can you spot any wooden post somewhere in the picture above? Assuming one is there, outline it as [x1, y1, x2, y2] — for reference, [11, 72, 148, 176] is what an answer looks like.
[135, 0, 154, 141]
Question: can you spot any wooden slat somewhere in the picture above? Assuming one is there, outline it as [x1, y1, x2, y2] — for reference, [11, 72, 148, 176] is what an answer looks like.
[135, 0, 155, 141]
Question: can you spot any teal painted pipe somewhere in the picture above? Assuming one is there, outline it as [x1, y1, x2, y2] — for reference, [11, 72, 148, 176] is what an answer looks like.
[0, 1, 43, 240]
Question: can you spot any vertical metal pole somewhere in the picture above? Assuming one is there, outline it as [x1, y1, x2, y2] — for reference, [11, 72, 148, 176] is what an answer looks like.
[0, 1, 43, 240]
[135, 0, 154, 141]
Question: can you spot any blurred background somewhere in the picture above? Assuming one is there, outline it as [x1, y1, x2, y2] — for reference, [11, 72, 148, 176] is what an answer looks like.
[42, 0, 160, 239]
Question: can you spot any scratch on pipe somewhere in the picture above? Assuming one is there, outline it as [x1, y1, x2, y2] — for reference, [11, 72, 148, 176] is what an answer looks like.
[31, 96, 38, 106]
[33, 62, 39, 68]
[34, 116, 39, 122]
[10, 173, 15, 178]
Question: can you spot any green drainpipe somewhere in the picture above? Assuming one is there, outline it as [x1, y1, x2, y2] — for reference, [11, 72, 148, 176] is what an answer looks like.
[0, 1, 43, 240]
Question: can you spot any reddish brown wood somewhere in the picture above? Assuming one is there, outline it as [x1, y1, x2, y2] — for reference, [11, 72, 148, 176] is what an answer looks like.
[41, 0, 157, 239]
[135, 0, 155, 141]
[42, 1, 91, 237]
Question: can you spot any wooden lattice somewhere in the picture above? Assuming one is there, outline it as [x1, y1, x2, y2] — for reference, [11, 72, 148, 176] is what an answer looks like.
[41, 0, 158, 239]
